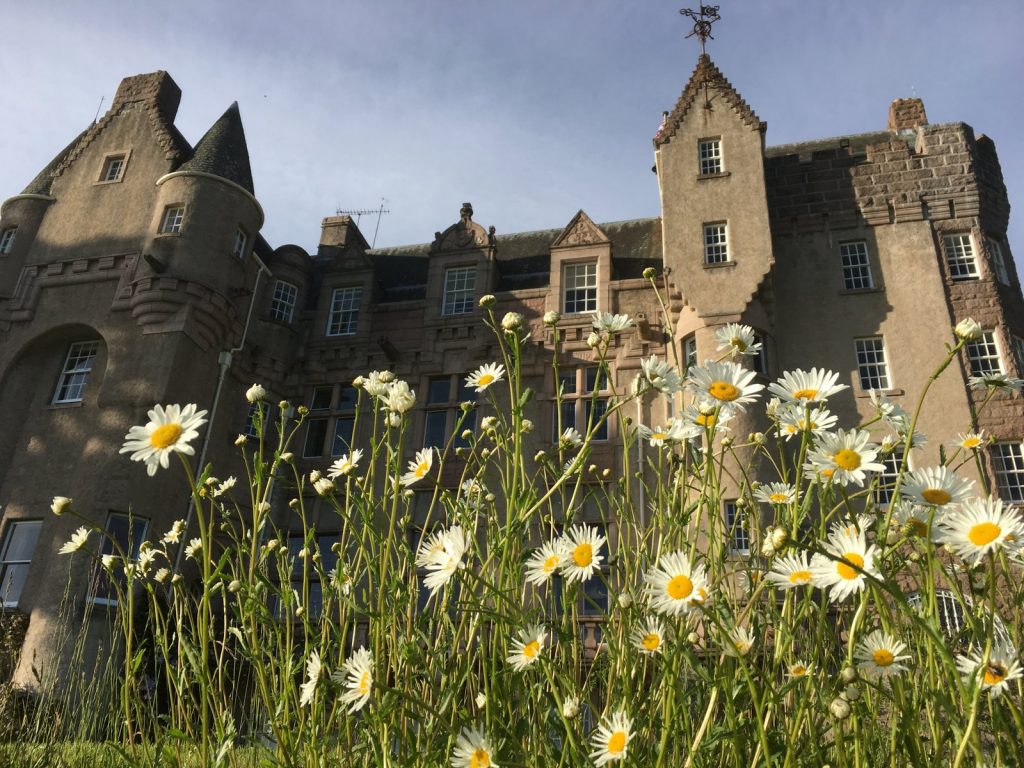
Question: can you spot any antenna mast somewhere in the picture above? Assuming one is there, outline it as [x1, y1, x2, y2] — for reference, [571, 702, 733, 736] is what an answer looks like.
[336, 198, 390, 248]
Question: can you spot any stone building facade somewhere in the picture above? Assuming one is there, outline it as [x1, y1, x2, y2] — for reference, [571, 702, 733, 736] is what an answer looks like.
[1, 55, 1022, 684]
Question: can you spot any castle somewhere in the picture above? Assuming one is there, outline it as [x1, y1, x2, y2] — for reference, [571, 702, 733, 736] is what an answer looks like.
[0, 53, 1022, 684]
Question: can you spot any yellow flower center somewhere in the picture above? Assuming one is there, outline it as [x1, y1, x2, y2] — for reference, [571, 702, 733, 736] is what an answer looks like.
[414, 462, 429, 478]
[730, 337, 747, 352]
[921, 488, 952, 505]
[651, 432, 668, 441]
[821, 468, 835, 478]
[793, 388, 818, 400]
[150, 423, 183, 449]
[907, 519, 928, 538]
[833, 449, 861, 470]
[667, 574, 693, 600]
[522, 640, 540, 660]
[358, 671, 371, 695]
[477, 374, 494, 387]
[696, 413, 717, 427]
[872, 649, 895, 667]
[788, 570, 812, 585]
[837, 552, 864, 580]
[542, 555, 560, 574]
[791, 665, 807, 676]
[642, 633, 661, 651]
[984, 662, 1008, 686]
[709, 381, 740, 401]
[769, 493, 789, 503]
[607, 731, 627, 755]
[470, 748, 491, 768]
[968, 522, 1000, 547]
[573, 543, 593, 568]
[962, 437, 982, 448]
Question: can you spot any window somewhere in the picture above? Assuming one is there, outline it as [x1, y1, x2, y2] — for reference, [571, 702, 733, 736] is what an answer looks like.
[1014, 335, 1024, 373]
[944, 234, 979, 280]
[244, 402, 265, 440]
[723, 501, 749, 555]
[874, 449, 904, 507]
[423, 375, 475, 450]
[699, 138, 722, 175]
[442, 266, 476, 316]
[703, 223, 729, 264]
[855, 337, 890, 390]
[159, 205, 185, 235]
[0, 227, 16, 254]
[269, 280, 298, 323]
[275, 533, 339, 620]
[987, 238, 1010, 285]
[303, 387, 333, 458]
[965, 331, 1003, 377]
[331, 385, 359, 456]
[91, 513, 148, 605]
[907, 590, 1012, 648]
[0, 520, 42, 608]
[991, 442, 1024, 504]
[553, 366, 609, 442]
[682, 335, 697, 372]
[840, 241, 874, 290]
[752, 332, 767, 376]
[53, 340, 100, 404]
[100, 155, 125, 182]
[563, 262, 597, 314]
[327, 287, 361, 336]
[232, 228, 248, 260]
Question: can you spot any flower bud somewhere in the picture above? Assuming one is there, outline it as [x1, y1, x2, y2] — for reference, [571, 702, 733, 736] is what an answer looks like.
[280, 452, 294, 464]
[543, 310, 561, 325]
[297, 405, 310, 417]
[839, 666, 859, 684]
[245, 383, 267, 404]
[586, 332, 600, 348]
[562, 696, 580, 719]
[643, 267, 657, 280]
[617, 592, 633, 609]
[51, 496, 72, 516]
[234, 434, 248, 446]
[228, 579, 242, 593]
[721, 437, 733, 447]
[309, 470, 322, 483]
[313, 477, 334, 497]
[843, 684, 861, 702]
[829, 697, 851, 720]
[521, 419, 534, 433]
[954, 318, 983, 341]
[602, 468, 611, 479]
[258, 501, 271, 514]
[461, 429, 473, 440]
[770, 526, 788, 550]
[501, 311, 524, 331]
[352, 375, 365, 388]
[479, 294, 496, 308]
[475, 692, 487, 709]
[687, 631, 700, 645]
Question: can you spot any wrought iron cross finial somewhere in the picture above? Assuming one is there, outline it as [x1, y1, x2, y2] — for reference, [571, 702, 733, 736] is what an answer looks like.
[680, 4, 721, 54]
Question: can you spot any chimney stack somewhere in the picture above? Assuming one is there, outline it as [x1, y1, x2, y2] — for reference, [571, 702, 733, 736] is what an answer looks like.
[887, 98, 928, 132]
[110, 71, 182, 121]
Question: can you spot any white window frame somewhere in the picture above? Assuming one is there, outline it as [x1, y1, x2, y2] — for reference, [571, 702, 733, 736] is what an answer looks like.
[442, 265, 476, 316]
[90, 513, 149, 607]
[232, 228, 248, 260]
[0, 227, 16, 254]
[944, 234, 979, 280]
[699, 137, 722, 175]
[552, 366, 608, 442]
[840, 241, 874, 290]
[1013, 335, 1024, 374]
[682, 335, 698, 372]
[723, 501, 750, 555]
[160, 205, 185, 235]
[327, 286, 362, 336]
[269, 280, 298, 323]
[52, 340, 100, 404]
[992, 442, 1024, 505]
[874, 449, 904, 507]
[965, 331, 1003, 377]
[563, 262, 597, 314]
[0, 520, 43, 609]
[855, 336, 891, 390]
[987, 238, 1010, 285]
[703, 223, 729, 264]
[100, 155, 125, 182]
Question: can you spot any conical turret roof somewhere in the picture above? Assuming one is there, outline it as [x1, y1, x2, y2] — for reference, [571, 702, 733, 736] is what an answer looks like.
[179, 102, 254, 193]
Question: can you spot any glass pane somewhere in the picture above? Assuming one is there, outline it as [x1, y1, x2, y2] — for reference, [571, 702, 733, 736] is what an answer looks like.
[2, 520, 42, 562]
[332, 417, 354, 456]
[428, 377, 450, 404]
[0, 564, 29, 607]
[424, 410, 447, 449]
[338, 386, 358, 410]
[303, 419, 328, 457]
[311, 386, 333, 410]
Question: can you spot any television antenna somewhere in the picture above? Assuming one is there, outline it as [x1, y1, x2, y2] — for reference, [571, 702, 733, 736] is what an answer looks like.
[336, 199, 390, 248]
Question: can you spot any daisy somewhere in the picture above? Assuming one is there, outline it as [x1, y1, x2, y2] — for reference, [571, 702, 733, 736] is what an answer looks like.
[630, 617, 669, 655]
[644, 550, 709, 616]
[805, 429, 886, 487]
[637, 420, 686, 447]
[680, 402, 734, 435]
[869, 389, 909, 425]
[465, 363, 506, 393]
[855, 630, 911, 679]
[687, 361, 764, 411]
[590, 710, 632, 766]
[400, 447, 434, 487]
[934, 497, 1024, 565]
[58, 526, 91, 555]
[525, 539, 569, 586]
[778, 404, 837, 440]
[213, 477, 236, 497]
[161, 520, 186, 544]
[828, 513, 875, 539]
[956, 431, 986, 450]
[560, 525, 606, 584]
[892, 502, 932, 538]
[753, 482, 797, 505]
[722, 626, 755, 658]
[968, 373, 1024, 393]
[714, 323, 761, 358]
[119, 404, 208, 476]
[184, 538, 203, 560]
[450, 727, 498, 768]
[299, 650, 321, 707]
[768, 368, 848, 404]
[811, 529, 881, 603]
[383, 380, 416, 414]
[334, 647, 373, 713]
[559, 427, 583, 448]
[506, 625, 547, 671]
[328, 448, 364, 478]
[640, 355, 683, 395]
[788, 660, 812, 678]
[901, 466, 973, 509]
[956, 641, 1023, 697]
[592, 312, 633, 334]
[51, 496, 72, 515]
[417, 525, 469, 596]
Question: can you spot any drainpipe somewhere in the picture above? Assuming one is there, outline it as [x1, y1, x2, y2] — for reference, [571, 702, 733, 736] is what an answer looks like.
[174, 252, 272, 572]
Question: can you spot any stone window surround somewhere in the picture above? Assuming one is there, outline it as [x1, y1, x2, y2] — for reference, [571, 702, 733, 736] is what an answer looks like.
[326, 285, 363, 337]
[723, 500, 749, 556]
[52, 339, 101, 405]
[839, 240, 875, 291]
[232, 227, 248, 261]
[965, 329, 1004, 377]
[425, 251, 490, 324]
[0, 519, 43, 609]
[157, 204, 186, 236]
[703, 222, 729, 265]
[318, 274, 372, 338]
[854, 336, 891, 391]
[698, 136, 723, 176]
[985, 236, 1011, 286]
[422, 373, 476, 451]
[551, 364, 610, 443]
[268, 279, 298, 324]
[0, 225, 16, 254]
[96, 148, 132, 185]
[441, 264, 477, 316]
[547, 241, 612, 322]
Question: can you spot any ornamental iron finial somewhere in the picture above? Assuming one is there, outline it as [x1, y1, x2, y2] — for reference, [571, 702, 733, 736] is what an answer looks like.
[680, 4, 721, 54]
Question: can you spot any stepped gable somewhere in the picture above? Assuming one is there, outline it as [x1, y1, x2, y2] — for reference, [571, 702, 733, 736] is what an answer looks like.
[654, 54, 764, 147]
[19, 129, 90, 196]
[178, 102, 255, 194]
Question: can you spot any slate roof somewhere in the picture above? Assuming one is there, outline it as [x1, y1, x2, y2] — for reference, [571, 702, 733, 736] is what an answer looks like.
[178, 102, 255, 194]
[19, 128, 90, 196]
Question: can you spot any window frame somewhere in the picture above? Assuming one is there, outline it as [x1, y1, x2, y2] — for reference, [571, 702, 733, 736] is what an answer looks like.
[698, 137, 723, 176]
[0, 226, 17, 254]
[703, 222, 729, 265]
[839, 241, 874, 291]
[987, 238, 1010, 285]
[562, 262, 598, 315]
[269, 280, 298, 324]
[232, 228, 248, 260]
[723, 500, 750, 556]
[965, 331, 1003, 377]
[552, 365, 609, 442]
[854, 336, 891, 390]
[422, 374, 476, 451]
[991, 442, 1024, 505]
[1013, 335, 1024, 375]
[159, 205, 185, 235]
[441, 265, 476, 316]
[90, 513, 149, 607]
[682, 335, 698, 372]
[99, 154, 126, 183]
[52, 340, 101, 405]
[0, 519, 43, 609]
[273, 532, 340, 621]
[326, 286, 362, 337]
[874, 449, 905, 507]
[943, 233, 979, 281]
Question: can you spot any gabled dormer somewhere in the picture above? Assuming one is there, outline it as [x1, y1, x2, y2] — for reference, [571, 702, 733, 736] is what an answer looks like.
[547, 209, 612, 320]
[425, 203, 496, 323]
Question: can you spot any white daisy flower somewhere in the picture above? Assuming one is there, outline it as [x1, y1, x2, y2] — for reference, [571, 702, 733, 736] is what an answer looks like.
[722, 625, 755, 658]
[161, 519, 186, 544]
[362, 370, 391, 398]
[559, 427, 583, 448]
[956, 431, 986, 450]
[714, 323, 761, 358]
[767, 368, 848, 404]
[868, 389, 908, 424]
[637, 420, 687, 447]
[753, 482, 797, 505]
[450, 726, 498, 768]
[506, 625, 547, 671]
[788, 660, 812, 678]
[854, 630, 911, 679]
[592, 312, 633, 334]
[644, 550, 709, 616]
[328, 448, 363, 478]
[416, 524, 468, 596]
[968, 373, 1024, 393]
[400, 447, 434, 487]
[805, 429, 886, 487]
[590, 710, 632, 766]
[901, 466, 974, 509]
[680, 401, 734, 436]
[184, 538, 203, 561]
[765, 551, 815, 590]
[892, 502, 932, 539]
[810, 529, 881, 603]
[956, 641, 1023, 697]
[525, 539, 569, 586]
[334, 647, 373, 713]
[640, 355, 683, 395]
[560, 525, 606, 584]
[631, 617, 669, 655]
[101, 554, 117, 571]
[687, 361, 764, 411]
[562, 695, 580, 719]
[828, 513, 875, 539]
[778, 404, 837, 440]
[51, 496, 72, 515]
[382, 380, 416, 414]
[136, 547, 156, 576]
[299, 650, 322, 707]
[58, 526, 91, 555]
[934, 497, 1024, 565]
[465, 362, 506, 393]
[119, 404, 208, 476]
[213, 476, 236, 497]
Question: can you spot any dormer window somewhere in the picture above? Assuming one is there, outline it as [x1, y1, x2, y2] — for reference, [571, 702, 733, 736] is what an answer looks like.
[0, 227, 16, 254]
[160, 205, 185, 235]
[699, 138, 722, 175]
[327, 287, 361, 336]
[563, 262, 597, 314]
[442, 266, 476, 315]
[100, 154, 126, 182]
[232, 228, 248, 260]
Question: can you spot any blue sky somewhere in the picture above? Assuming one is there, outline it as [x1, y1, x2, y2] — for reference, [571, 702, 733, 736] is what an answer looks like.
[1, 1, 1022, 270]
